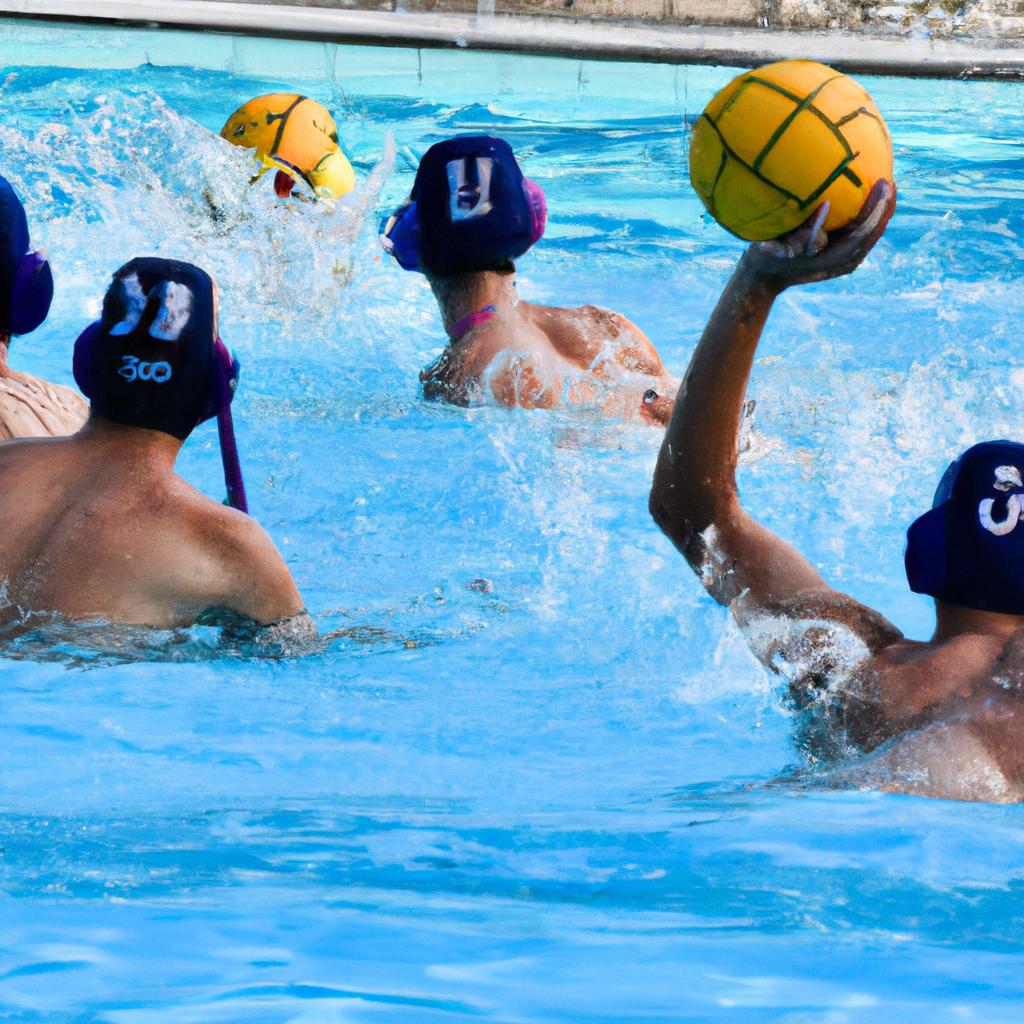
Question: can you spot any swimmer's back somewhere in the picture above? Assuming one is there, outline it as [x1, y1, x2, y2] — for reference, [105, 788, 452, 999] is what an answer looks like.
[423, 301, 675, 419]
[0, 433, 299, 628]
[527, 303, 667, 378]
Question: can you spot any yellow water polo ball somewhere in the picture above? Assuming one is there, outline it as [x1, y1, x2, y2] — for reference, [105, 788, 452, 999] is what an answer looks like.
[689, 60, 893, 241]
[220, 93, 356, 201]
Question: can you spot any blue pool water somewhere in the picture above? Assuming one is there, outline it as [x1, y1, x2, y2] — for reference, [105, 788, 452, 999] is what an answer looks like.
[2, 18, 1024, 1021]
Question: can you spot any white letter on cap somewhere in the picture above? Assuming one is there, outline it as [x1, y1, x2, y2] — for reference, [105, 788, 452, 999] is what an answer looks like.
[979, 494, 1023, 536]
[109, 273, 147, 337]
[148, 280, 193, 342]
[447, 157, 494, 222]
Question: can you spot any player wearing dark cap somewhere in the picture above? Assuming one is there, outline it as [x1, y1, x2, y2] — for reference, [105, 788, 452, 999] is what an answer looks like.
[381, 135, 676, 425]
[0, 257, 309, 642]
[0, 174, 87, 439]
[651, 181, 1024, 803]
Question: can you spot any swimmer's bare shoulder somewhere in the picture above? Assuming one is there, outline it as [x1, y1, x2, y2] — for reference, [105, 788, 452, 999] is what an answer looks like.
[158, 481, 311, 640]
[483, 339, 560, 409]
[529, 303, 667, 376]
[0, 373, 88, 440]
[880, 628, 1024, 800]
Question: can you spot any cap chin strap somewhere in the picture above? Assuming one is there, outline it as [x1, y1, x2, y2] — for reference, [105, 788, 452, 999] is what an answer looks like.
[213, 337, 248, 514]
[523, 178, 547, 245]
[447, 304, 497, 342]
[8, 250, 54, 336]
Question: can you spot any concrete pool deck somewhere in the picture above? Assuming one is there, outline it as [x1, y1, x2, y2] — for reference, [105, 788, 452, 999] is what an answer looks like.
[2, 0, 1022, 77]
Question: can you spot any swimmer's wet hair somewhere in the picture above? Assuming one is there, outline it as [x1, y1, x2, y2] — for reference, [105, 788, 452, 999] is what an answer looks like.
[75, 258, 220, 440]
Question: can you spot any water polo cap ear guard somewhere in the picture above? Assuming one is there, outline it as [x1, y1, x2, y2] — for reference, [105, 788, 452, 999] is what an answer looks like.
[0, 176, 54, 337]
[72, 266, 248, 514]
[905, 440, 1024, 614]
[7, 251, 54, 336]
[522, 178, 547, 246]
[379, 199, 421, 272]
[904, 453, 960, 598]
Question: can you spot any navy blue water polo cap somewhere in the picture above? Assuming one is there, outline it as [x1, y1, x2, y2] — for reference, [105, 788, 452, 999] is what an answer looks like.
[0, 175, 54, 336]
[73, 258, 234, 442]
[380, 135, 547, 276]
[906, 440, 1024, 614]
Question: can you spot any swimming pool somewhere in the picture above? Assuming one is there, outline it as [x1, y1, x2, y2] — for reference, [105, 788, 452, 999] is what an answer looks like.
[2, 16, 1024, 1021]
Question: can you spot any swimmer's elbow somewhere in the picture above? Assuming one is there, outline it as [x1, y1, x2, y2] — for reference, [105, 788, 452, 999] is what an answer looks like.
[650, 474, 743, 597]
[648, 488, 677, 538]
[649, 455, 707, 541]
[649, 489, 703, 567]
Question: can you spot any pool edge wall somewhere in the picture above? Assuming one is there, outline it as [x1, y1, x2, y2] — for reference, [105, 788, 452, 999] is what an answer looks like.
[1, 0, 1023, 79]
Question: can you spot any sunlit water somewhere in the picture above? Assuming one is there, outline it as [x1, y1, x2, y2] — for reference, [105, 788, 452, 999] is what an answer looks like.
[1, 22, 1024, 1022]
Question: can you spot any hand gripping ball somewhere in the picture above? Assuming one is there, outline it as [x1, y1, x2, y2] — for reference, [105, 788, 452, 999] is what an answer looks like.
[689, 60, 893, 241]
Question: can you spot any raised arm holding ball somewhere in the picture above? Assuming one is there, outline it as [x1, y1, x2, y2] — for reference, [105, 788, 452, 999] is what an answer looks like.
[652, 180, 1024, 804]
[652, 60, 1024, 804]
[381, 136, 678, 425]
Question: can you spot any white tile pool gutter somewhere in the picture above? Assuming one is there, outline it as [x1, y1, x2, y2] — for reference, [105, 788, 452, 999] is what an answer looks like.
[2, 0, 1023, 78]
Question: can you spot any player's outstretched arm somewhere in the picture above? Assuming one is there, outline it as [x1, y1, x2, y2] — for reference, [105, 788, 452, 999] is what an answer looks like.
[650, 181, 899, 653]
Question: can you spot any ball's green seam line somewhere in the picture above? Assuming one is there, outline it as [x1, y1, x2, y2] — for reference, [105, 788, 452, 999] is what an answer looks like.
[716, 77, 763, 123]
[735, 195, 797, 232]
[741, 75, 805, 106]
[742, 76, 854, 157]
[708, 147, 729, 218]
[266, 94, 307, 158]
[841, 165, 864, 187]
[803, 150, 861, 206]
[834, 107, 884, 129]
[752, 74, 844, 174]
[699, 112, 804, 206]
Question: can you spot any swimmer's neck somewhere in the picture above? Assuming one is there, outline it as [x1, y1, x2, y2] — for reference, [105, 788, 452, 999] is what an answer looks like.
[427, 269, 522, 339]
[931, 599, 1024, 644]
[75, 414, 184, 468]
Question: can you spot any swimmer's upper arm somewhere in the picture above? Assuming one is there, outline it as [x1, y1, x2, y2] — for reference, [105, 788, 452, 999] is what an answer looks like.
[690, 499, 901, 660]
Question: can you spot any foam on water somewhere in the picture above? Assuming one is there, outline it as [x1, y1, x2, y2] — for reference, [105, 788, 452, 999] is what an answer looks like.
[0, 29, 1024, 1023]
